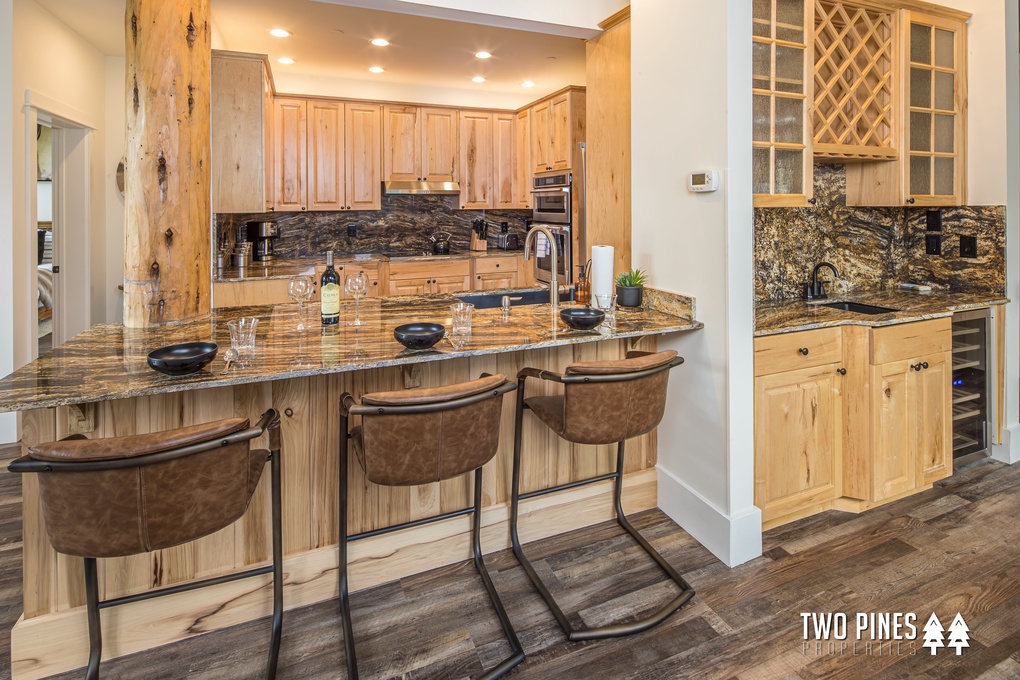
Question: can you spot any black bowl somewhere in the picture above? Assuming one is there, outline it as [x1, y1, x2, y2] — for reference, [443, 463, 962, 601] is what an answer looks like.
[560, 307, 605, 331]
[147, 342, 219, 376]
[394, 322, 446, 350]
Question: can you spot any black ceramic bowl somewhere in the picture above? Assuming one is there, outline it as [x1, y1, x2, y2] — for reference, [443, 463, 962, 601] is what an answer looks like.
[147, 342, 219, 376]
[560, 307, 605, 331]
[394, 322, 446, 350]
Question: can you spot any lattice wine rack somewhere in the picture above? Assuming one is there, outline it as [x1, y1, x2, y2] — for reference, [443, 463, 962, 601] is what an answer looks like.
[813, 1, 897, 161]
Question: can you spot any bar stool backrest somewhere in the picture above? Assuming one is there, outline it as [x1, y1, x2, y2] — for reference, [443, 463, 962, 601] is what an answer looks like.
[24, 418, 266, 558]
[356, 374, 509, 486]
[561, 350, 681, 445]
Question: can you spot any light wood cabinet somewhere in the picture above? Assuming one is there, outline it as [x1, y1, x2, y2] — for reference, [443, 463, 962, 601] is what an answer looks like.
[752, 0, 814, 207]
[473, 255, 518, 290]
[383, 106, 459, 183]
[307, 100, 344, 211]
[214, 279, 296, 308]
[459, 111, 493, 209]
[845, 9, 968, 206]
[530, 99, 551, 174]
[387, 259, 471, 296]
[211, 51, 272, 213]
[515, 109, 532, 208]
[549, 93, 572, 170]
[493, 113, 516, 209]
[528, 89, 584, 173]
[344, 103, 382, 210]
[273, 98, 308, 211]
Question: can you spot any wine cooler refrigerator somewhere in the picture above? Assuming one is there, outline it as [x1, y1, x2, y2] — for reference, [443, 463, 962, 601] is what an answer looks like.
[951, 308, 995, 466]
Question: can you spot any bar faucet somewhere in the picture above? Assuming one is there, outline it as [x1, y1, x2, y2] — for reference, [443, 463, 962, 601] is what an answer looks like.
[523, 225, 560, 311]
[805, 262, 840, 300]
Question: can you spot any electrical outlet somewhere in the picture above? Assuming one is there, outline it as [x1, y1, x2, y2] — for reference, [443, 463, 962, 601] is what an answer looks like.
[925, 233, 942, 255]
[347, 223, 357, 238]
[926, 209, 942, 232]
[960, 235, 978, 258]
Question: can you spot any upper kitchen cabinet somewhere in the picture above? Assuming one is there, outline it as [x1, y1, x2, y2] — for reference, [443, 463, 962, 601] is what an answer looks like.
[752, 0, 814, 207]
[493, 113, 516, 209]
[273, 97, 382, 212]
[527, 87, 586, 173]
[515, 109, 532, 208]
[845, 7, 969, 206]
[459, 111, 493, 209]
[383, 105, 459, 182]
[211, 51, 273, 213]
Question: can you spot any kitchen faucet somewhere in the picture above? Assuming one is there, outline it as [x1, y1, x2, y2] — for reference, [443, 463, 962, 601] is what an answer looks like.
[523, 225, 559, 312]
[805, 262, 840, 300]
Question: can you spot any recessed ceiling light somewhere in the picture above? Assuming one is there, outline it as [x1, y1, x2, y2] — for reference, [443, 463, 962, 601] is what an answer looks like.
[521, 81, 535, 87]
[371, 38, 389, 47]
[268, 28, 290, 38]
[277, 57, 295, 65]
[475, 51, 492, 59]
[369, 66, 385, 73]
[472, 76, 486, 83]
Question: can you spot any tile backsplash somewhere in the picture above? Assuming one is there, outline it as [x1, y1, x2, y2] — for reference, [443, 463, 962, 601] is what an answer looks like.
[754, 164, 1005, 305]
[215, 195, 532, 260]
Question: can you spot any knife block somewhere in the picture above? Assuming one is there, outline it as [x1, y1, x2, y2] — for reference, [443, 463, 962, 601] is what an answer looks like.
[470, 232, 487, 252]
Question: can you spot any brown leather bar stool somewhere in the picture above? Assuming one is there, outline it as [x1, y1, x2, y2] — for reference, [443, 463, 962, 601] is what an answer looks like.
[511, 350, 695, 640]
[338, 374, 524, 680]
[7, 410, 284, 680]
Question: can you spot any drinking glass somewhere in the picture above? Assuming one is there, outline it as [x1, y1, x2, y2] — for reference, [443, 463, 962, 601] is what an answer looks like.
[227, 317, 259, 361]
[595, 293, 617, 331]
[345, 271, 368, 326]
[449, 302, 474, 348]
[288, 276, 314, 329]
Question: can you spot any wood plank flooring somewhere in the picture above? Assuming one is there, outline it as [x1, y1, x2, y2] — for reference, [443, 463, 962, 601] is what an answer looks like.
[2, 440, 1019, 679]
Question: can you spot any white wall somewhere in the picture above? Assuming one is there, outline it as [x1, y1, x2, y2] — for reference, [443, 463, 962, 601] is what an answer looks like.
[0, 0, 16, 443]
[104, 56, 125, 325]
[632, 0, 759, 566]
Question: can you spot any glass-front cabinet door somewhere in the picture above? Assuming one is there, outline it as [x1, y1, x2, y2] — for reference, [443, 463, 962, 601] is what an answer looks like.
[753, 0, 814, 207]
[904, 13, 966, 205]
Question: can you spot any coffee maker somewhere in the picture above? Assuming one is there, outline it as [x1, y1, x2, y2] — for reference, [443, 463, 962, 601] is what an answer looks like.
[246, 221, 279, 263]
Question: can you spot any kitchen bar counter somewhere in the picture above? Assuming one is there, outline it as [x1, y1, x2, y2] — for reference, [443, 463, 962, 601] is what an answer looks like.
[755, 289, 1008, 337]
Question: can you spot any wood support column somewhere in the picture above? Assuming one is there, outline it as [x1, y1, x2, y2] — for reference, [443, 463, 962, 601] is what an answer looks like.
[124, 0, 211, 327]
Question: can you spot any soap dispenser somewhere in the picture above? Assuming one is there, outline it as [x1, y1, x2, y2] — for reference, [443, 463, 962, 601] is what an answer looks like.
[576, 260, 592, 306]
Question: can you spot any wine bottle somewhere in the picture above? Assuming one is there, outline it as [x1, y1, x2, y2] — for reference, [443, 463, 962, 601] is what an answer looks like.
[320, 251, 341, 325]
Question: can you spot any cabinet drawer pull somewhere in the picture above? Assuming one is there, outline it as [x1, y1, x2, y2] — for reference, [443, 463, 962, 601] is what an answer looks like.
[799, 347, 809, 355]
[912, 363, 922, 371]
[922, 362, 929, 369]
[837, 368, 846, 375]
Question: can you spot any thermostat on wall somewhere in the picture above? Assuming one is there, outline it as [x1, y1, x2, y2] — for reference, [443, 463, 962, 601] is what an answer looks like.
[688, 170, 720, 193]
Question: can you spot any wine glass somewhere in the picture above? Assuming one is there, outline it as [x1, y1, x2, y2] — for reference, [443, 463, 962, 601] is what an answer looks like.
[345, 271, 368, 326]
[288, 276, 314, 329]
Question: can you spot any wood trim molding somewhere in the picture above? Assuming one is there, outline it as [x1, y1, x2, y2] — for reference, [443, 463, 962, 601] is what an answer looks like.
[847, 0, 971, 21]
[598, 6, 630, 31]
[11, 469, 657, 680]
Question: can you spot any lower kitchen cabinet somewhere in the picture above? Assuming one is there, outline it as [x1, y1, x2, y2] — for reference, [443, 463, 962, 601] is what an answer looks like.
[473, 255, 518, 290]
[388, 259, 471, 296]
[754, 317, 953, 528]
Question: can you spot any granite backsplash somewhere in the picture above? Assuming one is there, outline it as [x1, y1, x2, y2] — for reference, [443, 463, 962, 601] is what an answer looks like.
[754, 164, 1005, 305]
[215, 195, 532, 259]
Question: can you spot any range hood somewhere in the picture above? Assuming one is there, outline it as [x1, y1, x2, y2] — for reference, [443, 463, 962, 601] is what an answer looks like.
[383, 180, 461, 195]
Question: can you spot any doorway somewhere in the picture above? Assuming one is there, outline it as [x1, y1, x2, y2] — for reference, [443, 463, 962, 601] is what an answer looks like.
[36, 124, 53, 354]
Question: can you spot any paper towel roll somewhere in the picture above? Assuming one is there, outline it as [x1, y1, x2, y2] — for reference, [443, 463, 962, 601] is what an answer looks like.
[591, 245, 615, 303]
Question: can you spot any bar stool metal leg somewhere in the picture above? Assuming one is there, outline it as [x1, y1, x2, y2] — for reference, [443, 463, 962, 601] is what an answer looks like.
[338, 424, 359, 680]
[510, 391, 696, 641]
[267, 445, 284, 679]
[83, 557, 101, 680]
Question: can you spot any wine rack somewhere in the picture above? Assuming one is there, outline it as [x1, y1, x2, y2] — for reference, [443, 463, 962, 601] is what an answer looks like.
[951, 309, 991, 465]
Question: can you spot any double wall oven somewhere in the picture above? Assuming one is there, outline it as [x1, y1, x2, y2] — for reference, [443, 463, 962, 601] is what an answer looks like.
[530, 171, 573, 285]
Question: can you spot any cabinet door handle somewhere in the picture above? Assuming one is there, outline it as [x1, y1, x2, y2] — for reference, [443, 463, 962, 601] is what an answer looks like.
[922, 362, 929, 369]
[837, 368, 846, 375]
[912, 363, 922, 371]
[906, 198, 916, 204]
[347, 206, 351, 210]
[495, 263, 500, 268]
[799, 347, 809, 355]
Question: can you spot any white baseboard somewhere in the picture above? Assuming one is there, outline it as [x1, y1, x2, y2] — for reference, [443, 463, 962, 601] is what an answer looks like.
[993, 424, 1020, 464]
[656, 465, 762, 567]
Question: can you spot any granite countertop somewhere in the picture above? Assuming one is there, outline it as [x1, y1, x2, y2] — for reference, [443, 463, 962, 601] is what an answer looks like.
[216, 250, 524, 282]
[756, 289, 1008, 337]
[0, 293, 702, 412]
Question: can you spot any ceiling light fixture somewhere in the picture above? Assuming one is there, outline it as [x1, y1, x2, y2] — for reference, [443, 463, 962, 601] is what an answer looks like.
[371, 38, 389, 46]
[472, 76, 486, 83]
[277, 57, 295, 65]
[474, 51, 492, 59]
[369, 66, 385, 73]
[521, 81, 535, 87]
[268, 29, 290, 38]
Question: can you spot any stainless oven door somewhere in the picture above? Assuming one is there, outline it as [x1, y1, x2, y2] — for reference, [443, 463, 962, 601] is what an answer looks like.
[532, 225, 572, 285]
[532, 188, 571, 224]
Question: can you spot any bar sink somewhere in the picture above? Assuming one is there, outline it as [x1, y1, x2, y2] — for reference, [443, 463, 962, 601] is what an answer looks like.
[817, 301, 899, 315]
[454, 288, 574, 309]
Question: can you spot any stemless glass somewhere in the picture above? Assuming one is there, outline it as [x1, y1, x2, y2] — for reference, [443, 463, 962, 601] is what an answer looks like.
[345, 271, 368, 326]
[288, 276, 314, 329]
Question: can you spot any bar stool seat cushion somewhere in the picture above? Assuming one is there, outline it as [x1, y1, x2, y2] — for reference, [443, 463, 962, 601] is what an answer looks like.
[525, 350, 678, 445]
[27, 418, 268, 558]
[351, 374, 507, 486]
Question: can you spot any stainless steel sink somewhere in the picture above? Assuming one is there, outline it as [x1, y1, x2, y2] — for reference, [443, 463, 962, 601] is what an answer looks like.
[817, 301, 899, 315]
[454, 288, 574, 309]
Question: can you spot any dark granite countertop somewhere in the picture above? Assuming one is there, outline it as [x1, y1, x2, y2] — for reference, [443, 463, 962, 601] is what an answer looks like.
[216, 251, 524, 282]
[0, 292, 701, 412]
[755, 289, 1008, 337]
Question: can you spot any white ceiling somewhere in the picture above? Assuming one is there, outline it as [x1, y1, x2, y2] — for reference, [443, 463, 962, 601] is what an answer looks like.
[34, 0, 590, 107]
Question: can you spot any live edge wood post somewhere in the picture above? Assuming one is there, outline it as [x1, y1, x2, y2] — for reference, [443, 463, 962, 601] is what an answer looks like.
[124, 0, 212, 327]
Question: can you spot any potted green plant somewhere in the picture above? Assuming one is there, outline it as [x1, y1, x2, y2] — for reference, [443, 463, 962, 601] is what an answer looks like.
[615, 268, 647, 308]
